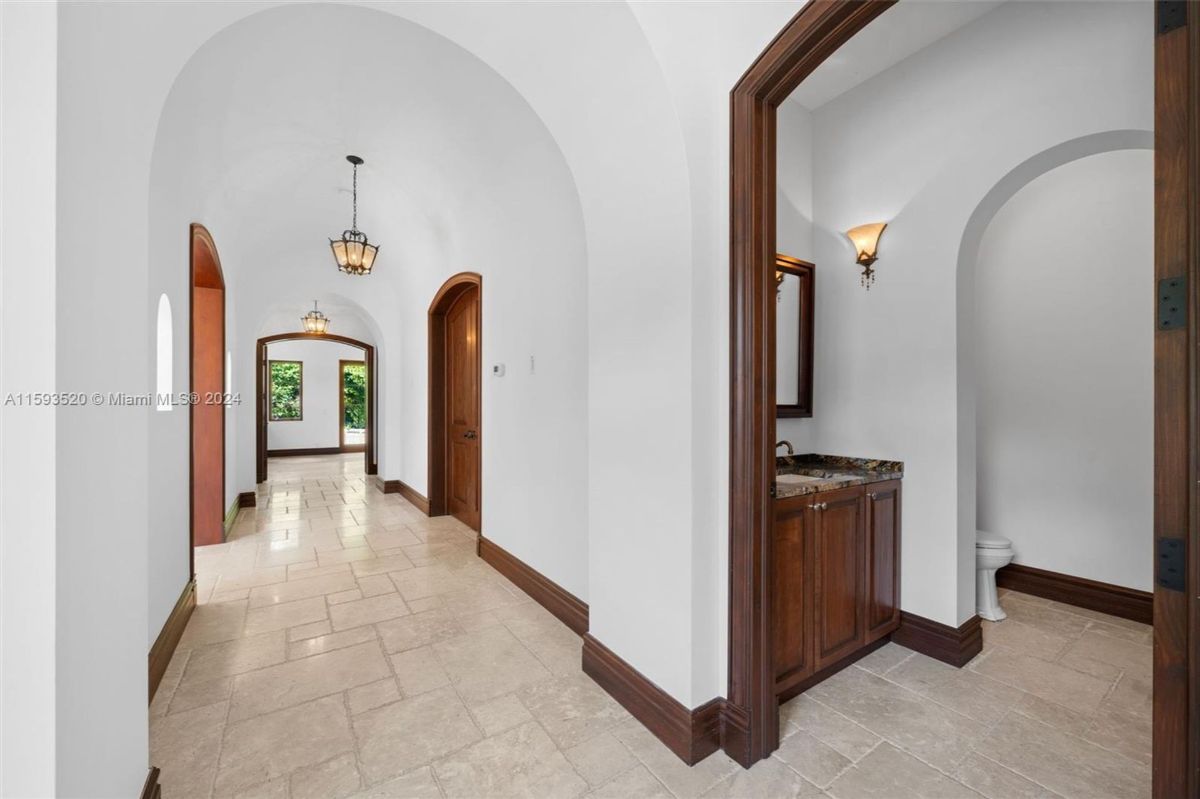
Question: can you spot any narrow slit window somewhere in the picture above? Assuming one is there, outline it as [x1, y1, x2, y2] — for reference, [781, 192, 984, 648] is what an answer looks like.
[156, 294, 172, 411]
[268, 360, 303, 421]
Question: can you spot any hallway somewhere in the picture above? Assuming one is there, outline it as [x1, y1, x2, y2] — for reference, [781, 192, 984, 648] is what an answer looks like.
[147, 458, 1152, 799]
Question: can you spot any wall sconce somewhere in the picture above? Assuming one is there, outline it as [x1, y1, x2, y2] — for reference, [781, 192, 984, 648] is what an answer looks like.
[845, 222, 887, 289]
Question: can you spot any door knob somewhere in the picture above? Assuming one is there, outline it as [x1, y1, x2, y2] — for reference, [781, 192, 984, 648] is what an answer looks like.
[464, 430, 477, 439]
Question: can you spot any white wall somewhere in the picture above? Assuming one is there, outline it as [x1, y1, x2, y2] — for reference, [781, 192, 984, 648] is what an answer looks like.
[804, 0, 1152, 626]
[0, 2, 57, 795]
[976, 149, 1153, 590]
[266, 340, 364, 451]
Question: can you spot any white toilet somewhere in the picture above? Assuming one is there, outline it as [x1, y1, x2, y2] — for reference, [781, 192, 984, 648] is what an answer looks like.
[976, 532, 1015, 621]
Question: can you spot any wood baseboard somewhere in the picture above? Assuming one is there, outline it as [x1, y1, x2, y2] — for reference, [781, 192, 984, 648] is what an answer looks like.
[266, 446, 342, 457]
[479, 537, 588, 635]
[997, 563, 1152, 625]
[222, 496, 239, 538]
[149, 580, 196, 703]
[237, 491, 256, 508]
[582, 634, 721, 765]
[891, 611, 982, 667]
[141, 767, 162, 799]
[373, 477, 430, 513]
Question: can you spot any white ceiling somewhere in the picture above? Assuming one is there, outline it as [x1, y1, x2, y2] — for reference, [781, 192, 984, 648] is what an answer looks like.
[787, 0, 1005, 110]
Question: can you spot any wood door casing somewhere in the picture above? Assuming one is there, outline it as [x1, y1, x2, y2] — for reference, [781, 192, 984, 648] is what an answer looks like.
[444, 285, 480, 531]
[812, 486, 866, 670]
[865, 480, 901, 642]
[339, 359, 366, 453]
[773, 499, 814, 687]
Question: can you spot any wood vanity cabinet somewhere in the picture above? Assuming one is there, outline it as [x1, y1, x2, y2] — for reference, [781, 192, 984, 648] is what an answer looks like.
[773, 480, 901, 698]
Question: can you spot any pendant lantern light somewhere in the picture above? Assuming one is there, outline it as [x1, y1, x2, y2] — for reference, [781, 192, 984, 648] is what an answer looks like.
[329, 155, 379, 276]
[301, 300, 330, 334]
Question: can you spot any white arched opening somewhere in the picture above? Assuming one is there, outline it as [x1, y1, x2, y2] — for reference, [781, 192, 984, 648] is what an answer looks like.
[155, 293, 172, 411]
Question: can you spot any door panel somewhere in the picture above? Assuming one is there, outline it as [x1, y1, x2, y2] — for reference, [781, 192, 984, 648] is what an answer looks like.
[192, 286, 224, 546]
[446, 287, 480, 530]
[865, 480, 901, 641]
[774, 499, 814, 688]
[813, 486, 865, 669]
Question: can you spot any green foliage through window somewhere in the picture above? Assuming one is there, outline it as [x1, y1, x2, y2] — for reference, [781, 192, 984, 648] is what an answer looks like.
[269, 360, 302, 420]
[342, 362, 367, 430]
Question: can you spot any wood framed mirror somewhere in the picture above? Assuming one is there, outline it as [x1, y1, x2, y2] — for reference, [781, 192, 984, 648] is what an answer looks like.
[775, 253, 814, 418]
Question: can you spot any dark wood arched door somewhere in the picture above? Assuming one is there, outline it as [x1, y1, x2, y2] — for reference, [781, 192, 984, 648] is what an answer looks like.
[190, 223, 225, 548]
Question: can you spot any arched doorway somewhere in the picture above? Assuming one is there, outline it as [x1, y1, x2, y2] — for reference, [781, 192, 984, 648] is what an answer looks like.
[190, 223, 225, 548]
[255, 332, 376, 483]
[428, 272, 482, 533]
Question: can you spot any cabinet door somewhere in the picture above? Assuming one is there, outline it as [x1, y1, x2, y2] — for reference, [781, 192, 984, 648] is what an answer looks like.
[813, 486, 866, 669]
[865, 480, 902, 642]
[773, 499, 814, 687]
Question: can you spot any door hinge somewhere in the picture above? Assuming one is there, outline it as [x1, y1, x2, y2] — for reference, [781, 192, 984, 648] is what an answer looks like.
[1158, 0, 1187, 34]
[1158, 276, 1186, 331]
[1156, 537, 1186, 592]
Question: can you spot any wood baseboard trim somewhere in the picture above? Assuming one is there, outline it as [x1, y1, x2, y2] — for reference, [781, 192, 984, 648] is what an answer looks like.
[582, 634, 721, 765]
[479, 537, 588, 635]
[237, 491, 256, 508]
[997, 563, 1152, 625]
[222, 496, 239, 538]
[141, 767, 162, 799]
[149, 580, 196, 703]
[373, 477, 430, 515]
[891, 611, 982, 667]
[266, 446, 342, 457]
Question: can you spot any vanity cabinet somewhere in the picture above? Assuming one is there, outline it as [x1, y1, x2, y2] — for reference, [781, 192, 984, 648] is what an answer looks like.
[773, 480, 901, 698]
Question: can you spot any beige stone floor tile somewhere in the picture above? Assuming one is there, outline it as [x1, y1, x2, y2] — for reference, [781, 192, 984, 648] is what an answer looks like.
[151, 700, 228, 799]
[179, 600, 248, 648]
[391, 645, 451, 696]
[468, 693, 534, 737]
[352, 553, 418, 578]
[1057, 629, 1151, 679]
[852, 642, 914, 676]
[1083, 618, 1152, 646]
[390, 565, 487, 601]
[329, 589, 364, 605]
[290, 752, 363, 799]
[230, 776, 289, 798]
[704, 757, 826, 799]
[243, 596, 328, 637]
[228, 640, 390, 721]
[1081, 700, 1151, 766]
[353, 686, 482, 783]
[998, 597, 1090, 638]
[774, 730, 853, 788]
[972, 647, 1113, 713]
[330, 593, 411, 631]
[587, 765, 673, 799]
[806, 666, 986, 772]
[287, 619, 332, 641]
[248, 571, 358, 608]
[215, 567, 289, 593]
[153, 647, 191, 717]
[981, 618, 1075, 663]
[563, 730, 638, 788]
[610, 718, 740, 799]
[433, 720, 588, 799]
[169, 675, 234, 715]
[348, 677, 402, 715]
[434, 625, 552, 705]
[345, 766, 443, 799]
[1007, 691, 1097, 739]
[182, 631, 288, 685]
[287, 624, 378, 660]
[366, 528, 422, 550]
[377, 607, 464, 654]
[215, 694, 355, 796]
[780, 695, 880, 762]
[1106, 671, 1152, 716]
[827, 742, 980, 798]
[516, 673, 630, 749]
[319, 547, 378, 567]
[358, 574, 396, 597]
[882, 653, 960, 694]
[980, 711, 1149, 799]
[917, 666, 1026, 725]
[953, 753, 1060, 799]
[288, 562, 353, 580]
[210, 589, 252, 604]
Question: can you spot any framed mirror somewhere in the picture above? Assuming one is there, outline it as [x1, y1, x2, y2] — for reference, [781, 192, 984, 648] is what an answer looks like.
[775, 253, 814, 417]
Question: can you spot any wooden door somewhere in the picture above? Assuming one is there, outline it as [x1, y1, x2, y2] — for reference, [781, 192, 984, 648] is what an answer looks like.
[813, 486, 866, 669]
[446, 287, 480, 530]
[773, 498, 814, 692]
[864, 480, 901, 642]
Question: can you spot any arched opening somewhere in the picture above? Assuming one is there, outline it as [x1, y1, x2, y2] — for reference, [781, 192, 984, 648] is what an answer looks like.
[190, 223, 225, 548]
[255, 332, 376, 482]
[428, 272, 482, 534]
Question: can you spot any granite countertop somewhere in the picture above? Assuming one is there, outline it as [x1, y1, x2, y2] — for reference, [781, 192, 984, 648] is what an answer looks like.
[774, 453, 903, 499]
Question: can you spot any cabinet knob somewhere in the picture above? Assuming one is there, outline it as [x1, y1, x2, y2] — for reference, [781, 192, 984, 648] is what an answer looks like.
[868, 492, 876, 500]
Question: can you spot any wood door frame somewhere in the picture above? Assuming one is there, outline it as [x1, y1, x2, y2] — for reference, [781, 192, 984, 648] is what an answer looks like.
[726, 0, 1198, 783]
[338, 358, 367, 453]
[428, 272, 482, 537]
[255, 332, 376, 482]
[190, 222, 225, 566]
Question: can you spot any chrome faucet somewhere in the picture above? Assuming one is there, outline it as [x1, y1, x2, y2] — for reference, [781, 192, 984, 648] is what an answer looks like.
[776, 440, 794, 456]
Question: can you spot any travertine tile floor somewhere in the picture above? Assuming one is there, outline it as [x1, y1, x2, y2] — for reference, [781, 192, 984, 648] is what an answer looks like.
[152, 454, 1151, 798]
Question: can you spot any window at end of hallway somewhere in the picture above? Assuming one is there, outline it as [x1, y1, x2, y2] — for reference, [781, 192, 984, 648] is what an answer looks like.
[269, 360, 302, 421]
[156, 294, 172, 411]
